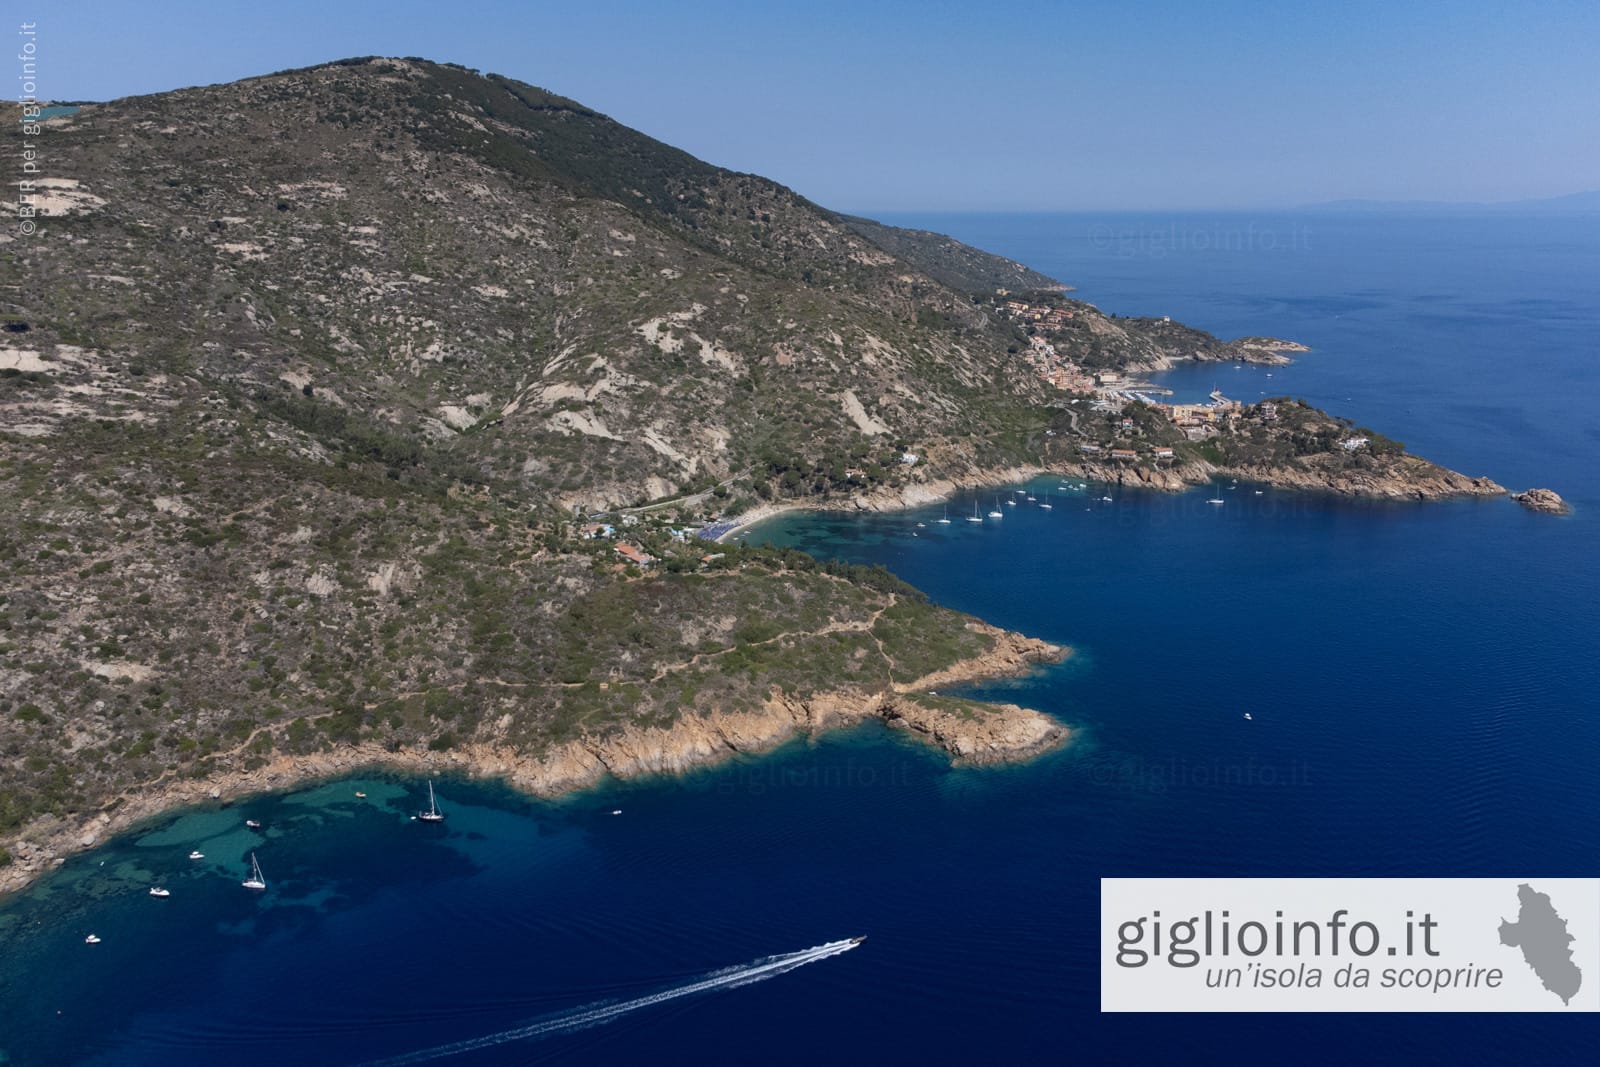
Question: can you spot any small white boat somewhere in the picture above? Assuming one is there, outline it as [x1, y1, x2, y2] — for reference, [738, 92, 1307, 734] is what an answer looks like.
[149, 887, 170, 898]
[1040, 492, 1053, 511]
[242, 851, 267, 892]
[1026, 495, 1036, 502]
[1207, 498, 1225, 505]
[245, 819, 261, 830]
[966, 502, 983, 524]
[988, 498, 1004, 518]
[354, 791, 367, 799]
[1101, 496, 1113, 503]
[1254, 490, 1264, 496]
[188, 850, 204, 861]
[610, 809, 623, 816]
[915, 521, 926, 528]
[1243, 713, 1253, 721]
[85, 934, 101, 945]
[418, 780, 446, 823]
[936, 506, 951, 525]
[1005, 497, 1016, 506]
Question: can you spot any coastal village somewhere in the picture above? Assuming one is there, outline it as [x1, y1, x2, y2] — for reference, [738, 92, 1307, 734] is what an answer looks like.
[998, 294, 1262, 456]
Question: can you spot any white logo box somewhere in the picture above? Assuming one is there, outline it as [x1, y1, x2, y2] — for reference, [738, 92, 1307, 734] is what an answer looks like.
[1101, 878, 1599, 1012]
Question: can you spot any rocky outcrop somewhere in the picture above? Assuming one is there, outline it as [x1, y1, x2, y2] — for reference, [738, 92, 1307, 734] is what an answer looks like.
[896, 622, 1066, 692]
[1511, 488, 1569, 514]
[883, 697, 1064, 766]
[1062, 460, 1199, 492]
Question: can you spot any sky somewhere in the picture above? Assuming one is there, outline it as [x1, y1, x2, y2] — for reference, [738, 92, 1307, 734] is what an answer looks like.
[19, 0, 1600, 211]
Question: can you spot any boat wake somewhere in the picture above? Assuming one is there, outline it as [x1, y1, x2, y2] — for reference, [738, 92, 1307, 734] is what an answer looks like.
[357, 938, 863, 1065]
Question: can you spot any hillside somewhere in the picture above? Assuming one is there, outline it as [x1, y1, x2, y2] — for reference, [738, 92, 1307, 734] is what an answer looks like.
[832, 213, 1068, 294]
[3, 56, 1315, 513]
[0, 57, 1087, 877]
[0, 57, 1497, 881]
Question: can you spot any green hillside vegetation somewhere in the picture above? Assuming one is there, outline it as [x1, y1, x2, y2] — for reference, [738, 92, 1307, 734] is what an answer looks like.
[0, 57, 1481, 850]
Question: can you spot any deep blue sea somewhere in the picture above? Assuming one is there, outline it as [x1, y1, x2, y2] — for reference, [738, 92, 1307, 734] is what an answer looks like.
[3, 213, 1598, 1063]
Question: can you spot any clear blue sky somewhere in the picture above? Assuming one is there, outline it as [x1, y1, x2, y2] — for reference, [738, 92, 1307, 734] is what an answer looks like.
[25, 0, 1600, 211]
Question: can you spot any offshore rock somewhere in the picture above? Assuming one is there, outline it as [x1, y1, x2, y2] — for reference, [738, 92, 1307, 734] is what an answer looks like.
[1512, 488, 1569, 514]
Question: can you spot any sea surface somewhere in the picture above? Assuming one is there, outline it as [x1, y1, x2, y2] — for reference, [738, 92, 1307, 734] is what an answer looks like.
[2, 213, 1598, 1063]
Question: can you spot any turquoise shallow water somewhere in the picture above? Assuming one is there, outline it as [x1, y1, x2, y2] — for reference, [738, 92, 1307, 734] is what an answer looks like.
[2, 213, 1598, 1062]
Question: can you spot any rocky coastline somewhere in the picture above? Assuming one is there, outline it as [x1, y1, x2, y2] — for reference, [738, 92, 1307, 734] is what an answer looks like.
[714, 454, 1509, 542]
[1061, 458, 1505, 500]
[0, 628, 1067, 899]
[1122, 337, 1310, 374]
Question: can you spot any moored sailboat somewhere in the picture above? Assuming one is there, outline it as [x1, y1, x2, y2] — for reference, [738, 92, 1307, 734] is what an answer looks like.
[418, 780, 446, 823]
[241, 851, 266, 892]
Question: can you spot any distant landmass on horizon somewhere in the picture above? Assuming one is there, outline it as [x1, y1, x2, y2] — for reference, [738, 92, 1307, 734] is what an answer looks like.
[1301, 189, 1600, 213]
